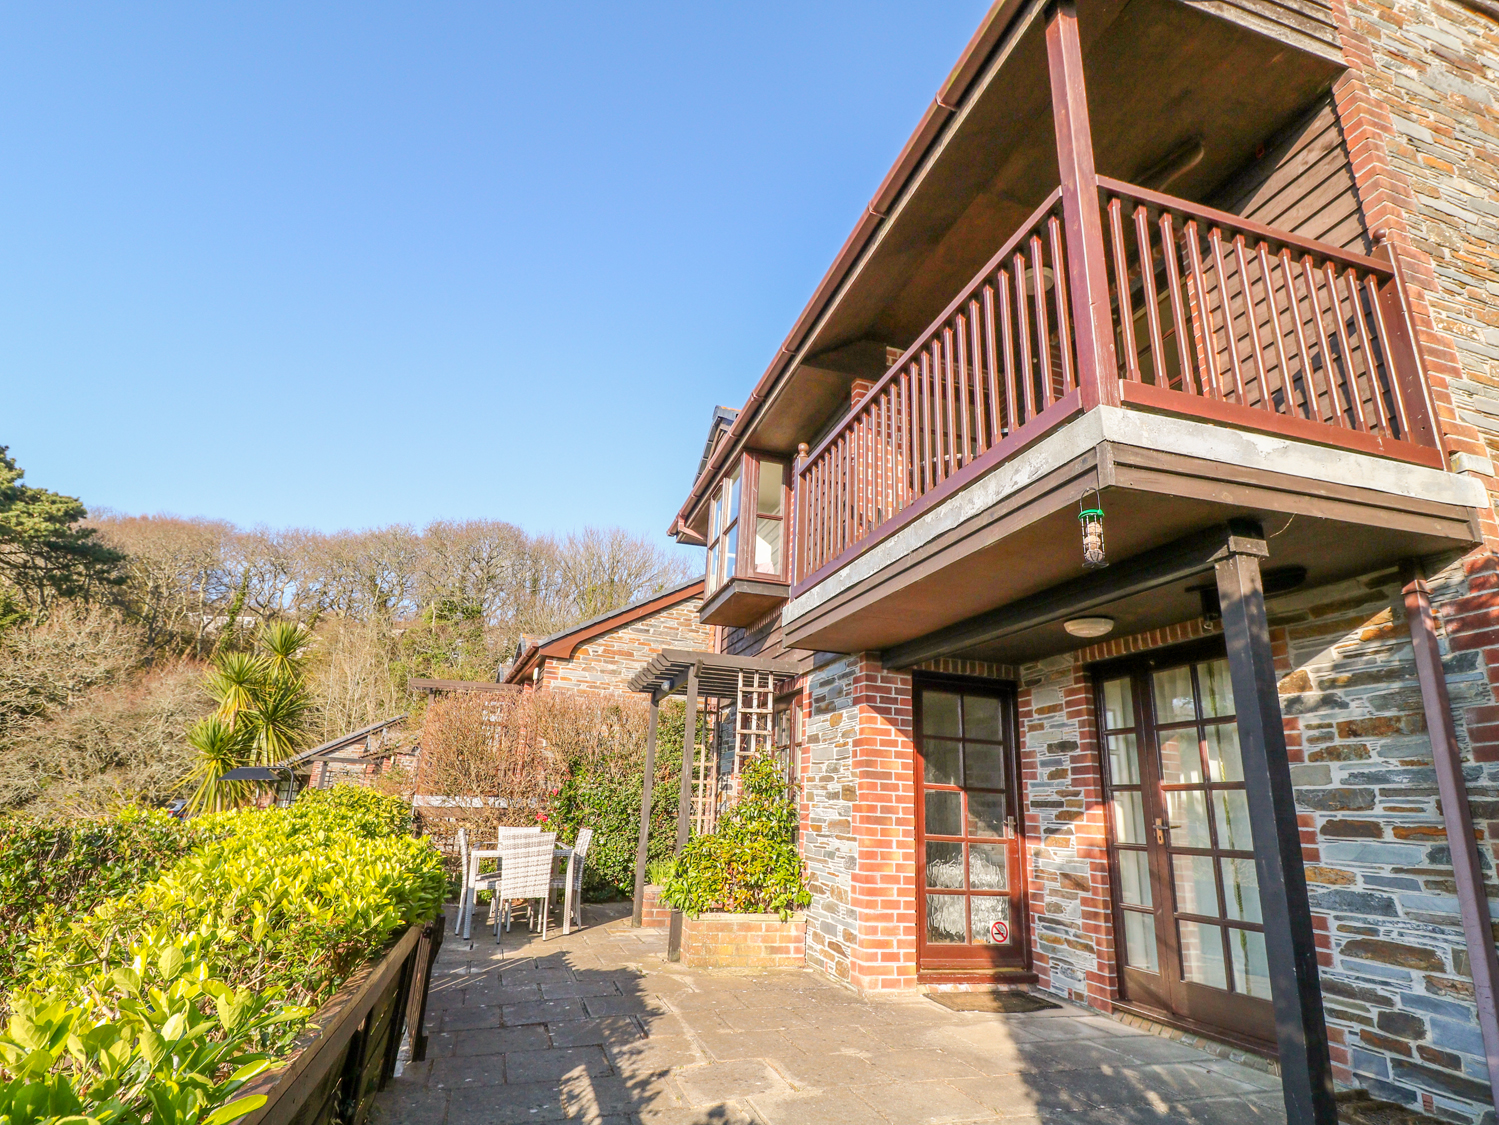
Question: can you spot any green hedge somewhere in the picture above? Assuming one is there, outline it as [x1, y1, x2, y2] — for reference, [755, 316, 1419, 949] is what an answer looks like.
[1, 787, 443, 1125]
[0, 809, 211, 1004]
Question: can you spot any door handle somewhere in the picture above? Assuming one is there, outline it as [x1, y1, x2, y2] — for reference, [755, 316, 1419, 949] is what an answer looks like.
[1152, 819, 1183, 844]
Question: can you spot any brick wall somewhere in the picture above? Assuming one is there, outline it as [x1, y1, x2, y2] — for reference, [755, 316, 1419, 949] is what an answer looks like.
[539, 597, 712, 694]
[681, 912, 807, 969]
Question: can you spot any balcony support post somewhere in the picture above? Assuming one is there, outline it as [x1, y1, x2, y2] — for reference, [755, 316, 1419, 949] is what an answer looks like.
[1215, 545, 1338, 1125]
[630, 692, 661, 928]
[667, 661, 699, 962]
[1045, 0, 1118, 409]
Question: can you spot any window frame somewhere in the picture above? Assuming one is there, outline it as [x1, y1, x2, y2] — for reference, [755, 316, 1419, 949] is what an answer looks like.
[704, 451, 792, 593]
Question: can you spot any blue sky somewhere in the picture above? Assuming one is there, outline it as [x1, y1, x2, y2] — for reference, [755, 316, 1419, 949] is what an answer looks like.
[3, 2, 989, 545]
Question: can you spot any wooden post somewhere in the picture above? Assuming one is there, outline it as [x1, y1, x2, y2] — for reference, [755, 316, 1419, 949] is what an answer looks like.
[794, 442, 809, 584]
[631, 695, 661, 927]
[1215, 545, 1337, 1125]
[1402, 565, 1499, 1115]
[402, 918, 443, 1063]
[1045, 0, 1119, 410]
[668, 663, 700, 962]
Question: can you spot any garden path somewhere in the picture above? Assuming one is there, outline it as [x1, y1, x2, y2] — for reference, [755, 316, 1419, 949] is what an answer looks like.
[371, 904, 1290, 1124]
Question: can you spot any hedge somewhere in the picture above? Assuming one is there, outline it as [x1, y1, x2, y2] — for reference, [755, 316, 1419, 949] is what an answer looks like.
[1, 786, 444, 1125]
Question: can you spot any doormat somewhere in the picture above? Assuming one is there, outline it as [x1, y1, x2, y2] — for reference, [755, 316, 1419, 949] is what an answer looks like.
[926, 990, 1061, 1013]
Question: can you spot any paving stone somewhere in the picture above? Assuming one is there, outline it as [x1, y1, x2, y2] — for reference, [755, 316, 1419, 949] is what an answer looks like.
[368, 1082, 448, 1124]
[446, 1081, 568, 1124]
[691, 1029, 797, 1063]
[438, 1005, 501, 1032]
[540, 978, 624, 999]
[768, 1048, 887, 1088]
[850, 1079, 990, 1123]
[502, 1044, 612, 1082]
[1026, 1061, 1265, 1110]
[634, 1102, 766, 1125]
[749, 1087, 898, 1125]
[502, 997, 587, 1025]
[546, 1015, 646, 1048]
[606, 1034, 707, 1076]
[1015, 1037, 1134, 1071]
[673, 1060, 793, 1105]
[499, 967, 576, 986]
[450, 1024, 549, 1057]
[1100, 1035, 1222, 1065]
[429, 1054, 508, 1089]
[559, 1071, 685, 1118]
[583, 993, 666, 1018]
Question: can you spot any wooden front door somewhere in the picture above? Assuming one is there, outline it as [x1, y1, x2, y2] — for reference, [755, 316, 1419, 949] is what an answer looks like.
[914, 676, 1027, 973]
[1096, 645, 1275, 1045]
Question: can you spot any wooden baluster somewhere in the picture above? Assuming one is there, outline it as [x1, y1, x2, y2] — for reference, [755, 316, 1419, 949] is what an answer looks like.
[1302, 257, 1345, 428]
[1280, 248, 1323, 423]
[941, 332, 957, 479]
[919, 351, 933, 495]
[1048, 216, 1075, 394]
[1362, 273, 1412, 441]
[1108, 198, 1140, 380]
[1345, 267, 1392, 435]
[1185, 220, 1222, 399]
[1210, 228, 1246, 402]
[982, 284, 1004, 440]
[998, 270, 1020, 431]
[1256, 242, 1297, 418]
[1323, 262, 1367, 431]
[1159, 213, 1196, 394]
[1030, 234, 1055, 409]
[955, 315, 973, 466]
[902, 367, 914, 506]
[1133, 204, 1168, 388]
[1232, 235, 1272, 412]
[1014, 253, 1036, 422]
[969, 300, 988, 453]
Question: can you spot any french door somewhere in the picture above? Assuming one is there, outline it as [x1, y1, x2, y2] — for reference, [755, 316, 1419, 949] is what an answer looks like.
[1096, 645, 1275, 1044]
[914, 677, 1027, 973]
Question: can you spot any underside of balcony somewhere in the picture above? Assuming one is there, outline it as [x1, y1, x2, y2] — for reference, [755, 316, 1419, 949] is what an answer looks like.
[780, 406, 1486, 663]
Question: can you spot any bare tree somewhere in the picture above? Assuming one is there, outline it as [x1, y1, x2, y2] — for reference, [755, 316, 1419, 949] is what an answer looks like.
[555, 527, 696, 620]
[91, 513, 233, 653]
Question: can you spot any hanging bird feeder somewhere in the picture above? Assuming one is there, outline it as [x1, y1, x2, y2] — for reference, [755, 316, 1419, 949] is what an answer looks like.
[1079, 505, 1107, 569]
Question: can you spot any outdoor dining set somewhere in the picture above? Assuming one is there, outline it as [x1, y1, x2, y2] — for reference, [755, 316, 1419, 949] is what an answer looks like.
[452, 825, 593, 942]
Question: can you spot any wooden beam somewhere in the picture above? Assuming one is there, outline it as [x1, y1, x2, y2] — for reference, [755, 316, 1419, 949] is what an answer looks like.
[1215, 549, 1337, 1125]
[881, 522, 1267, 669]
[1046, 0, 1119, 410]
[631, 696, 660, 928]
[668, 662, 700, 962]
[1402, 565, 1499, 1116]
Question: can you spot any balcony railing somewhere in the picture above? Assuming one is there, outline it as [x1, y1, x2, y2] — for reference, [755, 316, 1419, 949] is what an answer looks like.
[792, 179, 1440, 588]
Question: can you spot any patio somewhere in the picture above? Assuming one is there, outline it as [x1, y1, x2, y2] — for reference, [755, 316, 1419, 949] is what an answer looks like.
[372, 903, 1296, 1125]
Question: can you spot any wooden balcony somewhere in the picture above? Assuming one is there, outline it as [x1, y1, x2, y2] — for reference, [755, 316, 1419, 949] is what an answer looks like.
[791, 179, 1444, 595]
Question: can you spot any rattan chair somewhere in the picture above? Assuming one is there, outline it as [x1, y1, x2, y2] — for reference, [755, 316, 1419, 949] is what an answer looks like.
[550, 827, 593, 932]
[495, 832, 558, 942]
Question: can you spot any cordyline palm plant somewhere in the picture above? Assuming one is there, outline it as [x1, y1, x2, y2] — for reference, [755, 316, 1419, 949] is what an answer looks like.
[182, 622, 315, 814]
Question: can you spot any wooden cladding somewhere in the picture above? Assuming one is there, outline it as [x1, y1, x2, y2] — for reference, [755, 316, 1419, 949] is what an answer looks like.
[790, 177, 1439, 590]
[1098, 176, 1434, 455]
[794, 190, 1080, 584]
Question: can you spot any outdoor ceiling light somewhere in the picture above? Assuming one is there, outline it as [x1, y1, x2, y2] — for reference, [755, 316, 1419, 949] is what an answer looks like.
[1063, 616, 1115, 639]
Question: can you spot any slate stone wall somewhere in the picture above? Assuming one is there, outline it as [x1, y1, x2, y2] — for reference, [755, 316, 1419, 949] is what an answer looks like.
[800, 655, 859, 983]
[538, 596, 711, 695]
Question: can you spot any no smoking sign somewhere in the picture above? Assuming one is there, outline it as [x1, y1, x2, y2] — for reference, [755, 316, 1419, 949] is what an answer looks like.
[989, 919, 1009, 944]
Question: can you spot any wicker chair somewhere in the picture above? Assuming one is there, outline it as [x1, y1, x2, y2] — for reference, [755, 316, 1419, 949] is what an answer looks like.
[550, 827, 593, 932]
[495, 831, 558, 941]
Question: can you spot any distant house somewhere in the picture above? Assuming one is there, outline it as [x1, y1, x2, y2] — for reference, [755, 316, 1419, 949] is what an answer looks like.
[504, 579, 711, 695]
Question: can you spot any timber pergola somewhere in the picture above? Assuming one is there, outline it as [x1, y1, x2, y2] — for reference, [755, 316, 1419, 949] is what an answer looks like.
[626, 648, 800, 961]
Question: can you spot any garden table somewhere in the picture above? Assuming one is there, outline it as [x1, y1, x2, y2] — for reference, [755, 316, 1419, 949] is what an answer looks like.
[461, 843, 575, 941]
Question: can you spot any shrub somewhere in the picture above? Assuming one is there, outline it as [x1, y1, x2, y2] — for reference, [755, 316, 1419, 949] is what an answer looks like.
[0, 809, 209, 1005]
[660, 753, 809, 920]
[4, 788, 444, 1125]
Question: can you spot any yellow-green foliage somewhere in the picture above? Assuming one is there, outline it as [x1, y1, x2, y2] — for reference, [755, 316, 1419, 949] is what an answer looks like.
[2, 787, 441, 1125]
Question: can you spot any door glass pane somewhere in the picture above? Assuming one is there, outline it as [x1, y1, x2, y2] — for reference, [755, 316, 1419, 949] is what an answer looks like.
[926, 841, 964, 889]
[1107, 733, 1141, 785]
[1229, 928, 1271, 997]
[925, 790, 961, 836]
[1173, 854, 1221, 917]
[1113, 791, 1147, 845]
[754, 518, 782, 574]
[923, 692, 961, 736]
[964, 744, 1006, 789]
[926, 894, 966, 943]
[964, 695, 1003, 741]
[1102, 676, 1135, 731]
[1123, 910, 1158, 972]
[1213, 789, 1253, 851]
[1157, 731, 1203, 785]
[1198, 659, 1235, 718]
[966, 791, 1006, 838]
[756, 462, 783, 516]
[1222, 858, 1262, 923]
[1204, 723, 1243, 782]
[924, 739, 961, 786]
[1166, 790, 1211, 848]
[1152, 665, 1197, 724]
[969, 843, 1008, 890]
[1117, 849, 1152, 907]
[1180, 920, 1228, 988]
[726, 467, 741, 526]
[970, 895, 1010, 943]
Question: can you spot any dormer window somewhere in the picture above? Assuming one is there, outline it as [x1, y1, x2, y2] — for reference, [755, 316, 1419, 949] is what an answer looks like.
[699, 452, 792, 626]
[706, 465, 741, 596]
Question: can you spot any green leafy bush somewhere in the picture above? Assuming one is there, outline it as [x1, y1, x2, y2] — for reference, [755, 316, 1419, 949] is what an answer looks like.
[0, 810, 210, 1004]
[3, 787, 443, 1125]
[660, 753, 809, 920]
[547, 703, 686, 899]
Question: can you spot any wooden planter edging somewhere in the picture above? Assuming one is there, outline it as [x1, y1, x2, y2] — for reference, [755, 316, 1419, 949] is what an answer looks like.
[681, 912, 806, 970]
[237, 916, 444, 1125]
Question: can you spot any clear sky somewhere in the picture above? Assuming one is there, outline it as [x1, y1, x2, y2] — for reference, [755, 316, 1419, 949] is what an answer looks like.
[3, 2, 990, 546]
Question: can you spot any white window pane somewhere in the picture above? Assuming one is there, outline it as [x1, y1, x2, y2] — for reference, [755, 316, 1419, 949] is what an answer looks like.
[925, 790, 961, 836]
[964, 695, 1003, 741]
[1173, 854, 1220, 918]
[1205, 723, 1243, 783]
[1180, 920, 1228, 989]
[1113, 791, 1146, 845]
[1117, 849, 1152, 907]
[966, 791, 1006, 838]
[757, 462, 783, 516]
[1152, 665, 1197, 724]
[926, 841, 963, 889]
[1229, 928, 1271, 997]
[923, 739, 961, 786]
[1123, 911, 1158, 972]
[923, 691, 960, 736]
[1158, 731, 1203, 785]
[969, 843, 1008, 891]
[722, 524, 737, 581]
[926, 894, 966, 943]
[1166, 789, 1211, 848]
[1198, 659, 1235, 718]
[970, 895, 1010, 944]
[1108, 733, 1141, 786]
[1213, 789, 1254, 851]
[754, 517, 782, 574]
[1222, 858, 1261, 923]
[1102, 676, 1134, 731]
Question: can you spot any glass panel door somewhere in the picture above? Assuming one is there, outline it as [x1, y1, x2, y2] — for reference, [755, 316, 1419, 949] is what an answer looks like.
[914, 680, 1025, 971]
[1097, 650, 1274, 1044]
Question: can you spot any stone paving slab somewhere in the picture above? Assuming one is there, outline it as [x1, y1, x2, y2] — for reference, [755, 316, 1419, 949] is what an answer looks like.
[371, 903, 1291, 1124]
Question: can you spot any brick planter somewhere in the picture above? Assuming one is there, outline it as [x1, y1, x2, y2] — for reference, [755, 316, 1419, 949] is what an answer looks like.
[638, 884, 671, 929]
[681, 912, 807, 969]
